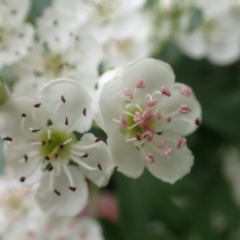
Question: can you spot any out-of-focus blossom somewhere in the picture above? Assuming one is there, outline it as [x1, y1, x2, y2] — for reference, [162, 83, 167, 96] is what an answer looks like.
[0, 0, 34, 68]
[103, 11, 154, 68]
[95, 58, 201, 182]
[0, 79, 114, 216]
[12, 28, 103, 97]
[176, 0, 240, 65]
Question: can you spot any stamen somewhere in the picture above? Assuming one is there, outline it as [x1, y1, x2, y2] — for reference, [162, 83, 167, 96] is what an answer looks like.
[126, 137, 137, 142]
[63, 164, 76, 191]
[195, 118, 201, 126]
[24, 154, 28, 162]
[62, 138, 72, 146]
[145, 153, 155, 163]
[163, 148, 173, 156]
[3, 137, 12, 142]
[61, 96, 66, 103]
[71, 156, 98, 171]
[166, 117, 172, 122]
[97, 163, 102, 170]
[142, 131, 153, 142]
[147, 99, 158, 107]
[82, 108, 87, 116]
[34, 103, 41, 108]
[48, 165, 53, 171]
[123, 111, 135, 117]
[95, 138, 102, 142]
[20, 177, 25, 182]
[120, 114, 127, 129]
[158, 139, 165, 148]
[135, 79, 145, 89]
[123, 87, 133, 100]
[31, 142, 43, 146]
[81, 153, 89, 158]
[19, 160, 41, 182]
[179, 105, 191, 114]
[65, 117, 68, 125]
[177, 138, 187, 149]
[180, 86, 192, 97]
[54, 189, 61, 196]
[29, 128, 40, 133]
[161, 86, 171, 97]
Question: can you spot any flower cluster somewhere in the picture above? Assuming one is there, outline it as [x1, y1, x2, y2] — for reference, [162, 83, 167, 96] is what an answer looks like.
[0, 0, 205, 238]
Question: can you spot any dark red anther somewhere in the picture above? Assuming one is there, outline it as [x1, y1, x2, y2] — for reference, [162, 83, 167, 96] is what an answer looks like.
[61, 96, 66, 103]
[54, 189, 61, 196]
[65, 117, 68, 125]
[24, 154, 28, 162]
[22, 113, 26, 117]
[3, 137, 12, 142]
[20, 177, 25, 182]
[82, 108, 86, 116]
[95, 138, 102, 142]
[69, 186, 76, 192]
[34, 103, 41, 108]
[97, 163, 102, 171]
[81, 153, 89, 158]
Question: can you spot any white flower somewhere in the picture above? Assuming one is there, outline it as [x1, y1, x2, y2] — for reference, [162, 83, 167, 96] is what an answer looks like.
[0, 79, 114, 216]
[85, 0, 147, 44]
[95, 58, 201, 183]
[103, 11, 154, 68]
[12, 29, 102, 96]
[0, 0, 34, 68]
[176, 4, 240, 65]
[0, 177, 40, 234]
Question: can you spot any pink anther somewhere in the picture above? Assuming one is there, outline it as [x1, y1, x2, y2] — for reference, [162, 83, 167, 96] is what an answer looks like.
[161, 86, 171, 97]
[180, 86, 192, 97]
[142, 131, 153, 142]
[119, 114, 127, 129]
[134, 112, 142, 123]
[135, 79, 146, 89]
[177, 138, 187, 149]
[145, 153, 155, 163]
[163, 148, 173, 156]
[158, 139, 165, 148]
[179, 105, 191, 114]
[166, 117, 172, 122]
[123, 87, 133, 100]
[155, 111, 161, 120]
[147, 99, 158, 107]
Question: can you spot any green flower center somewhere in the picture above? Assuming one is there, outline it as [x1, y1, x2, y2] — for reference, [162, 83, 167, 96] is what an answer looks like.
[39, 129, 76, 161]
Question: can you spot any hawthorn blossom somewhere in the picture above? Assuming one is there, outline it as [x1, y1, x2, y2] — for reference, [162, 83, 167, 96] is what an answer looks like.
[2, 215, 104, 240]
[85, 0, 147, 44]
[103, 11, 154, 68]
[0, 79, 114, 216]
[176, 1, 240, 65]
[12, 27, 102, 97]
[96, 58, 201, 183]
[0, 177, 40, 234]
[0, 0, 34, 68]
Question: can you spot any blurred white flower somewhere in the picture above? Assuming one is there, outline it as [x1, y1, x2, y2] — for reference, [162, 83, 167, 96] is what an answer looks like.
[12, 27, 103, 97]
[0, 79, 114, 216]
[103, 11, 154, 68]
[0, 0, 34, 68]
[0, 177, 40, 235]
[95, 58, 201, 182]
[85, 0, 147, 44]
[176, 1, 240, 65]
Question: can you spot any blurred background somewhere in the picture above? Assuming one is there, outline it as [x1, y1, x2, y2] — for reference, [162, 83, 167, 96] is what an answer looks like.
[1, 0, 240, 239]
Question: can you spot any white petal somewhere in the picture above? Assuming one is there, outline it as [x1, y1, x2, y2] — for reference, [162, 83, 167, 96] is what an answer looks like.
[71, 217, 104, 240]
[35, 166, 88, 216]
[98, 77, 123, 132]
[108, 132, 144, 179]
[145, 134, 194, 184]
[75, 133, 115, 187]
[161, 83, 202, 136]
[121, 58, 175, 99]
[0, 97, 48, 142]
[177, 30, 206, 59]
[40, 78, 92, 133]
[4, 143, 42, 186]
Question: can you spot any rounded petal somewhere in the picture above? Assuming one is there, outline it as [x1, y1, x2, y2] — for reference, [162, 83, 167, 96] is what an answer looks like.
[4, 143, 43, 186]
[161, 83, 202, 136]
[121, 58, 175, 99]
[75, 133, 115, 187]
[35, 166, 88, 216]
[108, 132, 144, 179]
[40, 78, 92, 133]
[0, 97, 48, 142]
[145, 134, 194, 184]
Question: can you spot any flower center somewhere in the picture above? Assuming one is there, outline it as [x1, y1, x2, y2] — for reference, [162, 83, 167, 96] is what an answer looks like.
[115, 39, 133, 54]
[39, 129, 76, 161]
[93, 0, 116, 23]
[44, 54, 74, 78]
